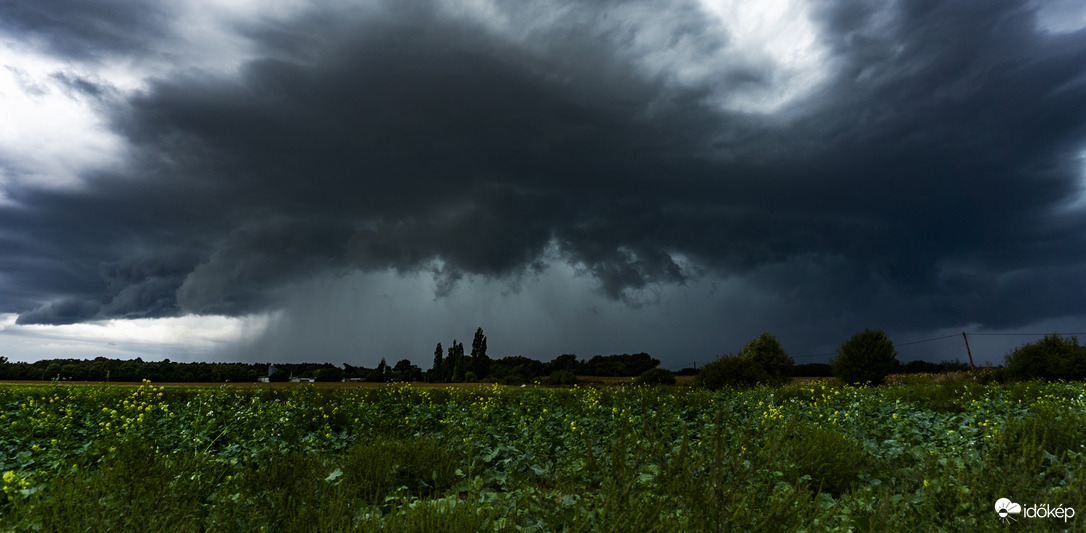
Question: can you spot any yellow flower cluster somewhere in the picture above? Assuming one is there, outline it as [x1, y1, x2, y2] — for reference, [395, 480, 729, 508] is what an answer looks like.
[97, 380, 170, 439]
[1, 470, 30, 497]
[757, 400, 784, 428]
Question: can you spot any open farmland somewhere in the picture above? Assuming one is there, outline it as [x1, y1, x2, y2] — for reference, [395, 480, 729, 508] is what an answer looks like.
[1, 380, 1084, 531]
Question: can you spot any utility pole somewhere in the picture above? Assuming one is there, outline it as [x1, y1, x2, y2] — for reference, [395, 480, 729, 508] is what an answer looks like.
[962, 332, 975, 371]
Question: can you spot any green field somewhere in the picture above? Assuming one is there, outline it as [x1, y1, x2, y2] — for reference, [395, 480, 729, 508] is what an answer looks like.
[1, 379, 1084, 532]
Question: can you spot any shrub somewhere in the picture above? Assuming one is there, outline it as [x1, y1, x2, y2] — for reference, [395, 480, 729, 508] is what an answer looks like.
[984, 406, 1086, 506]
[634, 368, 676, 386]
[881, 382, 986, 412]
[546, 370, 579, 386]
[972, 366, 1004, 384]
[1003, 334, 1086, 381]
[736, 332, 793, 383]
[501, 373, 526, 386]
[695, 356, 769, 390]
[776, 418, 868, 495]
[831, 329, 898, 386]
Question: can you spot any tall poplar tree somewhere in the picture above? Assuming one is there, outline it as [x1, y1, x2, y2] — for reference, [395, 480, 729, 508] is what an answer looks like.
[470, 327, 491, 379]
[449, 340, 465, 382]
[432, 342, 443, 382]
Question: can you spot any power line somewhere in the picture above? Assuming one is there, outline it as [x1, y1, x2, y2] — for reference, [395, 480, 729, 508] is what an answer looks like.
[792, 333, 961, 360]
[895, 334, 961, 347]
[966, 332, 1086, 336]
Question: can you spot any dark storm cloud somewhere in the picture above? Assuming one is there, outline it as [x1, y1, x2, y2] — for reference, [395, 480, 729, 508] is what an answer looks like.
[175, 217, 357, 315]
[0, 0, 175, 61]
[49, 71, 113, 99]
[14, 297, 99, 325]
[2, 0, 1086, 345]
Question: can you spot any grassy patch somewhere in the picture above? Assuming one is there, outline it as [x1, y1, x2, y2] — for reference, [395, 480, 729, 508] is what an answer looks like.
[1, 380, 1084, 531]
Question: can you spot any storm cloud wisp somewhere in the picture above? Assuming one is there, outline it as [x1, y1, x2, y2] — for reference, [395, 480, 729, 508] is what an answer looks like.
[2, 0, 1086, 365]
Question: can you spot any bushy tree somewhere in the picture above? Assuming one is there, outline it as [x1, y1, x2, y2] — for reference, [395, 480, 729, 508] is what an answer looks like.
[832, 329, 898, 386]
[546, 353, 581, 374]
[695, 355, 769, 390]
[737, 332, 793, 382]
[547, 370, 578, 386]
[392, 359, 423, 381]
[491, 356, 546, 380]
[581, 353, 659, 376]
[1004, 334, 1086, 381]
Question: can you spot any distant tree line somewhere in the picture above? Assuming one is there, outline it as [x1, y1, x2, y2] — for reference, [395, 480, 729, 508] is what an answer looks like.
[0, 339, 973, 386]
[788, 359, 970, 378]
[693, 330, 985, 389]
[0, 327, 662, 383]
[0, 356, 422, 383]
[426, 328, 661, 384]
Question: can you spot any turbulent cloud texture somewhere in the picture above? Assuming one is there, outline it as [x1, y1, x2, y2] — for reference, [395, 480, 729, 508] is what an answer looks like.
[2, 0, 1086, 364]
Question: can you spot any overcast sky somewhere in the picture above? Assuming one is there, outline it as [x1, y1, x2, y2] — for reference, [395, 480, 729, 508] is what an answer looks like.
[2, 0, 1086, 369]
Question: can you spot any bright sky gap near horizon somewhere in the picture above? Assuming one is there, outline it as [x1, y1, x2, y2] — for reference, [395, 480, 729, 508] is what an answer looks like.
[2, 0, 1086, 369]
